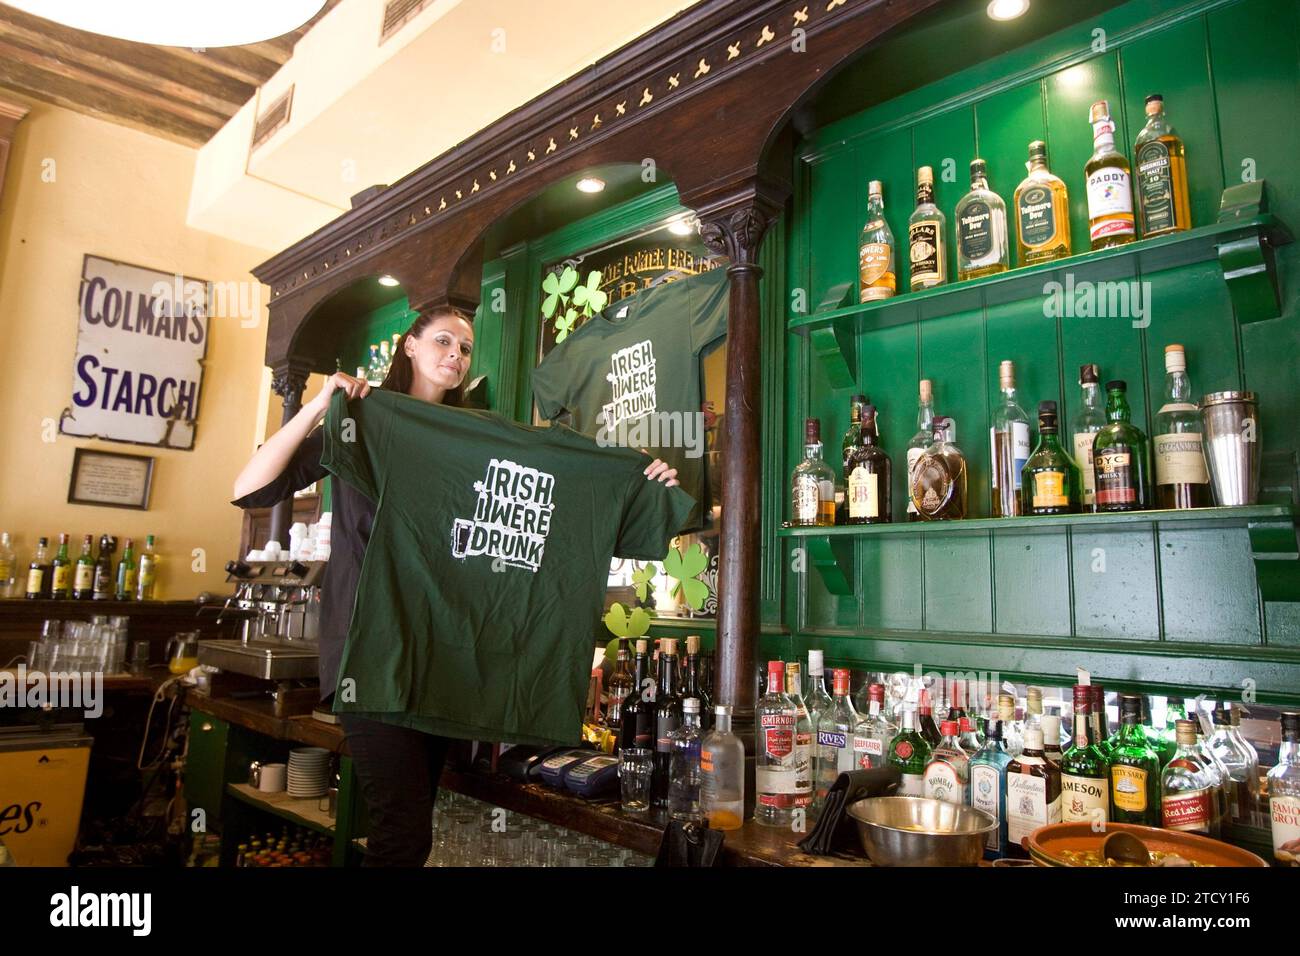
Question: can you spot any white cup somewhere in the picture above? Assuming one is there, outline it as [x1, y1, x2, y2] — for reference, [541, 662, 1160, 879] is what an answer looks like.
[258, 762, 287, 793]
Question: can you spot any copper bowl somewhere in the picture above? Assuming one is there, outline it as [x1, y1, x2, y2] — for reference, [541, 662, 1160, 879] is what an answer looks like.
[1025, 822, 1268, 867]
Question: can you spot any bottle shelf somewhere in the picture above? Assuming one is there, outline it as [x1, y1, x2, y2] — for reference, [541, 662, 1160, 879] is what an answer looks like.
[777, 504, 1299, 601]
[788, 211, 1292, 389]
[226, 783, 336, 836]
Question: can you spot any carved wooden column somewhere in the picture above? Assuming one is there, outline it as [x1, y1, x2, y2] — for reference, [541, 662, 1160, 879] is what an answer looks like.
[268, 361, 312, 545]
[698, 187, 783, 744]
[0, 99, 30, 214]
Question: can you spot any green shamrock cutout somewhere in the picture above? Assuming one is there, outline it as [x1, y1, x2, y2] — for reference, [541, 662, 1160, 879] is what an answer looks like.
[663, 543, 710, 610]
[571, 270, 608, 315]
[541, 266, 578, 319]
[555, 307, 578, 343]
[631, 563, 657, 602]
[603, 602, 655, 666]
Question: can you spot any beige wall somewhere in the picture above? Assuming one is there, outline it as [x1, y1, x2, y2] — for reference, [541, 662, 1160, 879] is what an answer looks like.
[0, 100, 275, 599]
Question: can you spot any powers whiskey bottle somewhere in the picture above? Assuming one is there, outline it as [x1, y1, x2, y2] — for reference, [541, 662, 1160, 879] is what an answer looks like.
[859, 180, 896, 301]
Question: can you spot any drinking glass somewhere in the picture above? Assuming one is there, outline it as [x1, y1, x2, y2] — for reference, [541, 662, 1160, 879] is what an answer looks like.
[619, 747, 654, 815]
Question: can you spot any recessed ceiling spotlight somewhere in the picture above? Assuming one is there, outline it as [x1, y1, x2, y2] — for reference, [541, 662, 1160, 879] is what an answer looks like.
[987, 0, 1030, 21]
[576, 177, 606, 194]
[377, 275, 400, 287]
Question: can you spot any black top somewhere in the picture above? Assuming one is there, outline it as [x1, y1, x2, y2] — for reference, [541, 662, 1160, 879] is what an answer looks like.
[230, 427, 373, 700]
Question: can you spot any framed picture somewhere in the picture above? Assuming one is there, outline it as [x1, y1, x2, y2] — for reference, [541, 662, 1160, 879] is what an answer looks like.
[67, 448, 155, 510]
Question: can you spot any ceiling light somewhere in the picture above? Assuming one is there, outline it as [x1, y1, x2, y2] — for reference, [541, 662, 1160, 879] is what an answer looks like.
[668, 217, 696, 236]
[987, 0, 1030, 21]
[576, 177, 606, 194]
[377, 275, 400, 287]
[5, 1, 327, 48]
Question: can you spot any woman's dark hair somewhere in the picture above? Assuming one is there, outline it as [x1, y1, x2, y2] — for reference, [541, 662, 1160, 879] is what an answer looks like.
[379, 306, 473, 406]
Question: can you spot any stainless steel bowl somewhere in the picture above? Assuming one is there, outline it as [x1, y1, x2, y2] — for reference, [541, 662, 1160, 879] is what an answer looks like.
[846, 796, 996, 866]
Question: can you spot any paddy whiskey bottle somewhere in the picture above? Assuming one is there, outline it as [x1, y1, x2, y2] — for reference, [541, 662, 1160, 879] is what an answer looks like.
[1085, 100, 1136, 249]
[1134, 94, 1191, 237]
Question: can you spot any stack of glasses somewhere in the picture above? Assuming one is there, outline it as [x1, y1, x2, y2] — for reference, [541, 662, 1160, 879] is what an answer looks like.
[26, 617, 129, 674]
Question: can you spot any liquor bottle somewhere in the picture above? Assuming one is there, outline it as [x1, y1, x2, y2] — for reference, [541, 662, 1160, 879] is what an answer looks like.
[378, 339, 392, 378]
[990, 360, 1031, 517]
[1085, 99, 1136, 249]
[1061, 686, 1110, 826]
[852, 682, 895, 770]
[1109, 694, 1161, 826]
[667, 698, 704, 824]
[859, 180, 896, 302]
[652, 638, 685, 812]
[1071, 364, 1106, 511]
[1092, 685, 1113, 759]
[700, 704, 745, 830]
[50, 533, 72, 600]
[25, 537, 50, 600]
[1161, 719, 1220, 837]
[998, 692, 1024, 757]
[908, 165, 947, 290]
[1005, 726, 1062, 858]
[959, 717, 982, 756]
[785, 662, 815, 815]
[887, 707, 931, 797]
[0, 532, 15, 598]
[683, 635, 712, 732]
[910, 416, 968, 520]
[918, 689, 942, 750]
[1267, 712, 1300, 866]
[790, 418, 836, 527]
[1207, 703, 1255, 827]
[1134, 94, 1191, 237]
[1153, 345, 1210, 509]
[906, 379, 935, 521]
[92, 535, 117, 601]
[841, 393, 870, 483]
[846, 405, 892, 524]
[1158, 696, 1186, 767]
[115, 538, 138, 602]
[72, 534, 95, 600]
[1093, 380, 1150, 512]
[969, 720, 1012, 858]
[1022, 401, 1082, 515]
[606, 641, 634, 730]
[136, 534, 160, 601]
[1229, 704, 1263, 827]
[814, 668, 861, 807]
[1042, 714, 1064, 766]
[365, 344, 383, 385]
[924, 720, 971, 805]
[945, 678, 968, 724]
[1013, 139, 1071, 265]
[618, 639, 656, 752]
[756, 661, 799, 827]
[1193, 716, 1232, 833]
[805, 649, 834, 719]
[955, 159, 1010, 280]
[1025, 687, 1043, 740]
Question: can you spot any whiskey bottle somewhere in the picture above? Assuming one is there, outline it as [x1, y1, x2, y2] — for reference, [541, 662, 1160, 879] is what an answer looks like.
[24, 537, 50, 600]
[1153, 344, 1210, 509]
[1085, 100, 1136, 249]
[1267, 712, 1300, 866]
[92, 534, 117, 601]
[1134, 94, 1191, 237]
[955, 159, 1010, 280]
[840, 393, 870, 480]
[1013, 140, 1071, 266]
[905, 379, 935, 521]
[790, 418, 836, 526]
[990, 360, 1031, 518]
[683, 635, 712, 733]
[1110, 694, 1161, 826]
[999, 692, 1024, 757]
[1021, 401, 1081, 515]
[918, 689, 942, 749]
[1160, 719, 1220, 837]
[0, 532, 15, 598]
[50, 533, 72, 600]
[72, 534, 95, 600]
[115, 537, 138, 602]
[910, 416, 968, 520]
[1070, 364, 1106, 511]
[908, 165, 947, 290]
[1207, 704, 1257, 827]
[1005, 726, 1062, 858]
[859, 180, 896, 302]
[1061, 685, 1110, 826]
[1093, 380, 1151, 512]
[845, 404, 892, 524]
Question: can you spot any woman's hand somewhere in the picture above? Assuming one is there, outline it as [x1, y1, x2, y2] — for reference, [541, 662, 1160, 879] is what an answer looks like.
[643, 456, 679, 488]
[309, 372, 371, 417]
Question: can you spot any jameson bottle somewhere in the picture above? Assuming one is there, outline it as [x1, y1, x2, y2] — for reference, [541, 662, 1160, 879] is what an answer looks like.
[906, 379, 935, 521]
[955, 159, 1010, 280]
[25, 537, 50, 600]
[1109, 694, 1161, 826]
[846, 405, 892, 524]
[50, 533, 73, 600]
[73, 534, 96, 600]
[92, 534, 117, 601]
[1071, 364, 1106, 510]
[1005, 726, 1062, 858]
[115, 538, 138, 602]
[791, 419, 836, 526]
[1085, 99, 1136, 249]
[888, 707, 931, 797]
[1014, 140, 1071, 265]
[1153, 345, 1210, 509]
[1161, 719, 1221, 837]
[1093, 380, 1150, 512]
[908, 165, 948, 289]
[1022, 401, 1081, 515]
[990, 360, 1031, 517]
[969, 720, 1012, 858]
[652, 638, 685, 812]
[1061, 685, 1110, 825]
[1134, 94, 1191, 237]
[858, 180, 896, 301]
[618, 639, 656, 752]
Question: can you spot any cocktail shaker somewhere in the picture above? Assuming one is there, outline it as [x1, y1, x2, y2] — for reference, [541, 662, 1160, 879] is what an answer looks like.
[1200, 391, 1260, 505]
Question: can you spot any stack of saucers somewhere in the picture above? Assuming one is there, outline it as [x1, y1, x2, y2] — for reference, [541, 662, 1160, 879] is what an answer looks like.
[287, 747, 331, 798]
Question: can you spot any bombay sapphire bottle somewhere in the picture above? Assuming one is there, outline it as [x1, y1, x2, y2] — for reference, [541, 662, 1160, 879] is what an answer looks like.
[969, 719, 1012, 860]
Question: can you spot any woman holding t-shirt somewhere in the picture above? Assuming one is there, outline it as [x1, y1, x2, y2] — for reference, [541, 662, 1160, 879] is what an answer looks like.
[233, 307, 679, 866]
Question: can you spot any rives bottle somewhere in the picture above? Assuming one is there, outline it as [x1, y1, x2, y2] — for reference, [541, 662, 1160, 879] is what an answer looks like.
[814, 668, 861, 808]
[1093, 380, 1150, 512]
[1085, 99, 1136, 249]
[1014, 140, 1071, 265]
[1134, 93, 1191, 238]
[1153, 344, 1210, 509]
[909, 165, 947, 289]
[859, 180, 896, 301]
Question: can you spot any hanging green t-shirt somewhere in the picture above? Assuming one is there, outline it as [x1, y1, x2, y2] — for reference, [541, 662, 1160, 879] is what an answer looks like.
[531, 266, 728, 533]
[320, 389, 694, 746]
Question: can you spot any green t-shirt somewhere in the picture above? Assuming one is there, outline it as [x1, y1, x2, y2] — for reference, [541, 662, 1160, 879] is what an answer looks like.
[530, 266, 728, 533]
[320, 389, 694, 746]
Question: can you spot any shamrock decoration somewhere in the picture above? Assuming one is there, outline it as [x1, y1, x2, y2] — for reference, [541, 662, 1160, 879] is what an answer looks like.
[571, 270, 608, 315]
[541, 266, 578, 319]
[631, 563, 657, 603]
[542, 265, 605, 343]
[662, 542, 710, 610]
[603, 601, 655, 666]
[554, 307, 579, 343]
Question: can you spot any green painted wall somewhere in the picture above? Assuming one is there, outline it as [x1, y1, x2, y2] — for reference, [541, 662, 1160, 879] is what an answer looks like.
[783, 0, 1300, 703]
